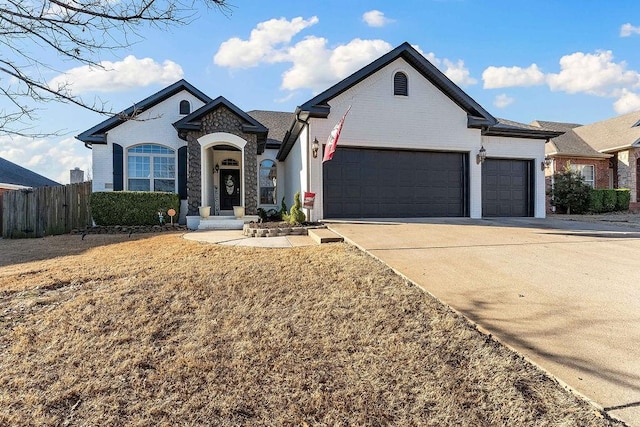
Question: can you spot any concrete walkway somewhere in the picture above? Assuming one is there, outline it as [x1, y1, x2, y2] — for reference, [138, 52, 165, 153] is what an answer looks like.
[183, 229, 316, 248]
[327, 218, 640, 427]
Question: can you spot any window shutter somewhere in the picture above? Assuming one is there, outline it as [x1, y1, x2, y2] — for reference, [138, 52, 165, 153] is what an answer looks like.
[178, 146, 187, 199]
[394, 72, 408, 96]
[113, 143, 123, 191]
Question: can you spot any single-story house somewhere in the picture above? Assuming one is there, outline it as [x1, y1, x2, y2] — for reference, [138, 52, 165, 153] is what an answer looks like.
[0, 157, 61, 234]
[77, 42, 561, 224]
[532, 111, 640, 210]
[0, 157, 61, 193]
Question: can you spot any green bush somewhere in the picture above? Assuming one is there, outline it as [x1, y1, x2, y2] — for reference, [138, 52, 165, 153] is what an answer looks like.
[283, 191, 306, 225]
[549, 166, 591, 214]
[588, 189, 604, 213]
[615, 189, 631, 211]
[91, 192, 180, 226]
[602, 189, 617, 212]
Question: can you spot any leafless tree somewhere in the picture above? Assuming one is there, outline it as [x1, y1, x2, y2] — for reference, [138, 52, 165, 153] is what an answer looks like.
[0, 0, 230, 137]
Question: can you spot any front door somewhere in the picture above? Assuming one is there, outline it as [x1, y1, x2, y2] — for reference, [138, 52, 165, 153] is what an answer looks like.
[220, 169, 241, 210]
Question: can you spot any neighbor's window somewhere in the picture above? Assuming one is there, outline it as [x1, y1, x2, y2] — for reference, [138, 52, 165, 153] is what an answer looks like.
[127, 144, 176, 192]
[179, 100, 190, 115]
[259, 160, 277, 205]
[394, 71, 408, 96]
[570, 164, 595, 188]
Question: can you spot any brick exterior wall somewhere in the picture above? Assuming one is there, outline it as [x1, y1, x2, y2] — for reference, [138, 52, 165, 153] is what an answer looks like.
[553, 157, 610, 189]
[184, 105, 258, 216]
[546, 157, 611, 213]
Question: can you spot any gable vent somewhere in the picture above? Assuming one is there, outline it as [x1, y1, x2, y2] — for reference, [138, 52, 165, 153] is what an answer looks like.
[394, 72, 408, 96]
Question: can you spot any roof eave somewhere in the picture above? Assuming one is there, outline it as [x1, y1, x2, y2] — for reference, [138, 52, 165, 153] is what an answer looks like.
[483, 128, 563, 140]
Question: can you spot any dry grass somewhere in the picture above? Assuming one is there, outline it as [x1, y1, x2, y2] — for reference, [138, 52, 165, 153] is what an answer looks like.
[0, 233, 621, 426]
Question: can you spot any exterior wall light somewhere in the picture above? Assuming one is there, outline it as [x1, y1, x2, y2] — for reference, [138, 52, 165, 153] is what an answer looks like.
[214, 163, 219, 173]
[311, 137, 320, 158]
[476, 145, 487, 164]
[541, 156, 552, 171]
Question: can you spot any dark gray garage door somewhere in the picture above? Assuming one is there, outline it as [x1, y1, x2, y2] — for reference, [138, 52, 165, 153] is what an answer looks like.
[323, 148, 468, 218]
[482, 159, 533, 217]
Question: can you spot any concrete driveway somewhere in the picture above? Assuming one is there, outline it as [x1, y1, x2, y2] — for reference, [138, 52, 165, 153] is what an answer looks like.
[327, 218, 640, 426]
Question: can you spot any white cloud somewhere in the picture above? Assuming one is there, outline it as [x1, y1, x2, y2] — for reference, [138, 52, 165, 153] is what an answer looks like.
[546, 51, 640, 96]
[494, 94, 515, 108]
[421, 50, 477, 87]
[214, 16, 319, 68]
[613, 89, 640, 114]
[482, 64, 545, 89]
[362, 10, 394, 27]
[281, 37, 393, 92]
[214, 19, 478, 93]
[49, 55, 183, 94]
[0, 135, 91, 184]
[620, 23, 640, 37]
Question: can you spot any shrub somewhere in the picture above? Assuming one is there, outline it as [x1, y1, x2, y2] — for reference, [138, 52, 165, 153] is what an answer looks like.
[91, 191, 180, 226]
[602, 189, 617, 212]
[549, 166, 591, 214]
[283, 191, 306, 225]
[615, 189, 631, 211]
[588, 189, 604, 213]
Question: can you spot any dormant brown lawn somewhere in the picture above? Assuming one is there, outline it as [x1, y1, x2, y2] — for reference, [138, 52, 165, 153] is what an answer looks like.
[0, 233, 621, 426]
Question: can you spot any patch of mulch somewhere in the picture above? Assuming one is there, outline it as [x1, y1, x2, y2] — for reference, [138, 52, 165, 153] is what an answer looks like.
[246, 221, 323, 229]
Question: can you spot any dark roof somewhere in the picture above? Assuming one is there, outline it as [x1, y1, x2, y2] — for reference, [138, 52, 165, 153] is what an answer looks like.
[484, 118, 564, 140]
[76, 79, 212, 145]
[0, 157, 61, 188]
[247, 110, 295, 149]
[173, 96, 269, 153]
[278, 42, 499, 160]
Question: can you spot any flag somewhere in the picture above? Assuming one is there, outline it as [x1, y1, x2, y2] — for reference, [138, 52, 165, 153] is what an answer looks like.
[323, 105, 351, 162]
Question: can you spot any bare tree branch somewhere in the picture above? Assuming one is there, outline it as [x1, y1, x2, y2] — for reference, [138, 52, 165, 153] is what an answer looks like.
[0, 0, 232, 138]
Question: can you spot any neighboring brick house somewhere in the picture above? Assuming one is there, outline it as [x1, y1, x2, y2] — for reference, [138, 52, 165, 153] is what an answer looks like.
[530, 121, 612, 212]
[77, 42, 560, 224]
[533, 112, 640, 211]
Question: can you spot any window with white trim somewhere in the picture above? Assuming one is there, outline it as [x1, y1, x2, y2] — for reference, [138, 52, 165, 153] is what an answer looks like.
[570, 164, 595, 188]
[127, 144, 176, 192]
[259, 160, 277, 205]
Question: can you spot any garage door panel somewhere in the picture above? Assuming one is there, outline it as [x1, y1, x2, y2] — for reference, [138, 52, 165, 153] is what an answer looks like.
[482, 159, 533, 217]
[323, 148, 467, 218]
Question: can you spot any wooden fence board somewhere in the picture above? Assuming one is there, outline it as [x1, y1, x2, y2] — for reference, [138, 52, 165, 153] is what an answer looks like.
[2, 181, 92, 238]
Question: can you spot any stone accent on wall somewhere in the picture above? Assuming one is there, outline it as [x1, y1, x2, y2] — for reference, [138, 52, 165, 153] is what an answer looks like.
[186, 134, 201, 215]
[185, 105, 259, 215]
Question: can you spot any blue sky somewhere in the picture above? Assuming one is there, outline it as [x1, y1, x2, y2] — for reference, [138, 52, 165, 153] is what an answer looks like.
[2, 0, 640, 183]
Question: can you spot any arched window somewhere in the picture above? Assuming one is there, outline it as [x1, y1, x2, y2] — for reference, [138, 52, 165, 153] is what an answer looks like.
[394, 72, 408, 96]
[259, 160, 277, 205]
[127, 144, 176, 192]
[179, 100, 191, 115]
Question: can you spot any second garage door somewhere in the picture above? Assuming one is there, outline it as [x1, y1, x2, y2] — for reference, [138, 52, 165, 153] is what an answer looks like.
[323, 147, 468, 218]
[482, 159, 534, 217]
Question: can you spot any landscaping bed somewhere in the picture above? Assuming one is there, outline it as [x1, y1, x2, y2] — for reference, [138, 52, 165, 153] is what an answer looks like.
[243, 221, 325, 237]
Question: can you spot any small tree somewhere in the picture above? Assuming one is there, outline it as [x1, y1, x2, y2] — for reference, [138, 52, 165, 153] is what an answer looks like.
[549, 164, 591, 214]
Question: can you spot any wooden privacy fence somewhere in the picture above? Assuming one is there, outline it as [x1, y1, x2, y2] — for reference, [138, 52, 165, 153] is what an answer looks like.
[2, 181, 92, 238]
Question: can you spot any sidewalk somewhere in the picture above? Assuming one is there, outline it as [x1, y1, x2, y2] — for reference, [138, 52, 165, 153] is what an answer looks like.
[182, 229, 316, 248]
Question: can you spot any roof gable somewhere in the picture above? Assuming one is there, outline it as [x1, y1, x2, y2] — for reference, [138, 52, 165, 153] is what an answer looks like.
[0, 157, 61, 188]
[76, 79, 212, 145]
[297, 42, 497, 127]
[173, 96, 269, 153]
[173, 96, 268, 135]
